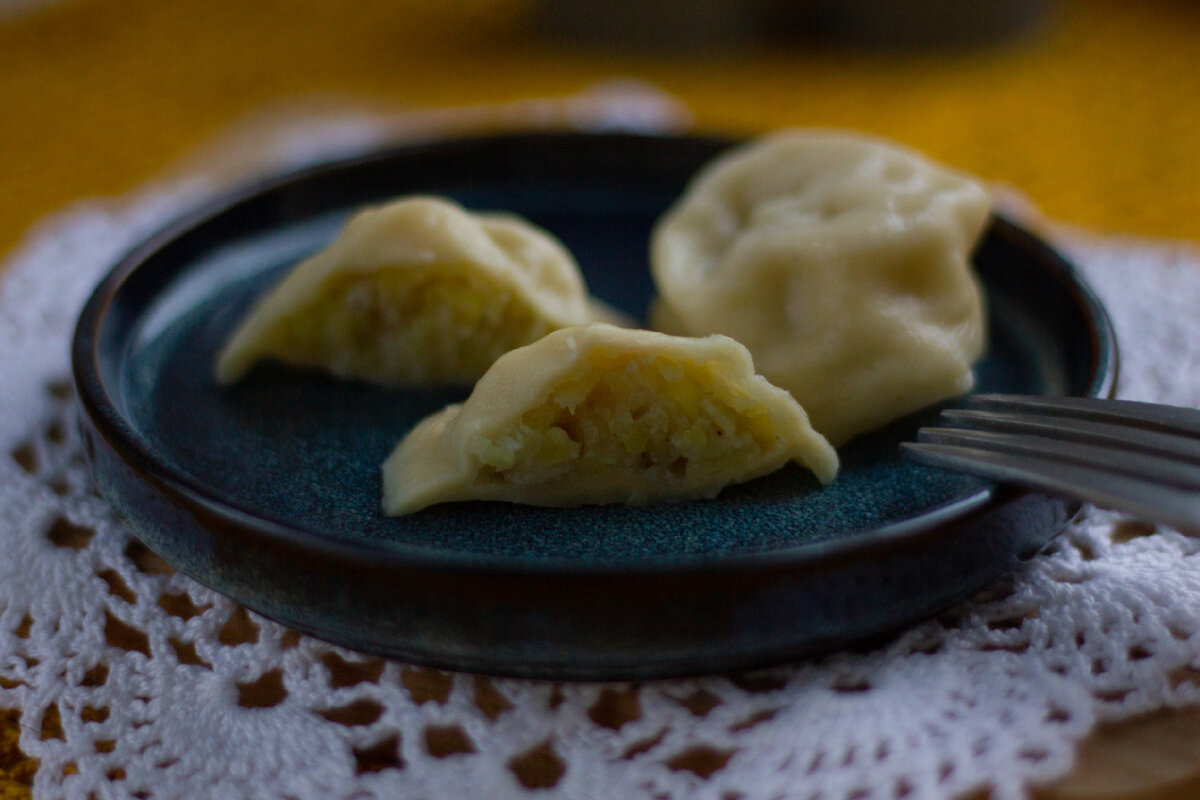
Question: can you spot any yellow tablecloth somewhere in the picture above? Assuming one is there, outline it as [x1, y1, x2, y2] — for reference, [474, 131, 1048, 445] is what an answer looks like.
[2, 0, 1200, 261]
[2, 1, 1199, 796]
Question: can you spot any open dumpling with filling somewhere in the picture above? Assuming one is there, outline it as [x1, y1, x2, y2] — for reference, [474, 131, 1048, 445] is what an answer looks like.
[382, 323, 838, 514]
[651, 130, 991, 446]
[216, 196, 597, 386]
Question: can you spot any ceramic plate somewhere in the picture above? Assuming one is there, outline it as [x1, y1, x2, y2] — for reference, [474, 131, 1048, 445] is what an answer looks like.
[73, 132, 1116, 679]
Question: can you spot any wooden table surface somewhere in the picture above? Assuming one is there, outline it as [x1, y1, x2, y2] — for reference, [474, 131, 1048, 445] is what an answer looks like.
[2, 1, 1199, 796]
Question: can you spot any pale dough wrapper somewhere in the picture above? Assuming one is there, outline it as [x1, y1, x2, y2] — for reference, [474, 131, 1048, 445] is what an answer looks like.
[382, 323, 838, 515]
[216, 196, 595, 385]
[651, 130, 991, 446]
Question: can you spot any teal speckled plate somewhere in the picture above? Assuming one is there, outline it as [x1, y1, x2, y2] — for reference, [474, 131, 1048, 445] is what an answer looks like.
[74, 132, 1116, 679]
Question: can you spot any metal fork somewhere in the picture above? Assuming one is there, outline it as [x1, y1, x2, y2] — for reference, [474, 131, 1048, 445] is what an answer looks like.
[901, 394, 1200, 537]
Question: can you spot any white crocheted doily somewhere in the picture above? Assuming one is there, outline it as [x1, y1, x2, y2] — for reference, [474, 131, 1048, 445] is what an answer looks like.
[3, 90, 1200, 800]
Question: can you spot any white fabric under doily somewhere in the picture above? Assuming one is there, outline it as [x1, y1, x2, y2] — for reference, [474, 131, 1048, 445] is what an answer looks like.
[3, 91, 1200, 800]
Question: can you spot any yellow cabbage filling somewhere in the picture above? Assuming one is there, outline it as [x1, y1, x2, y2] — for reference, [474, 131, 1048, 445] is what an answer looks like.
[266, 267, 551, 384]
[470, 351, 781, 487]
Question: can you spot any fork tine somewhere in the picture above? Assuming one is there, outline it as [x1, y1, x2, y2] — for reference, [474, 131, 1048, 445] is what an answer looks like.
[902, 395, 1200, 536]
[915, 427, 1200, 489]
[968, 394, 1200, 438]
[940, 408, 1200, 465]
[901, 441, 1200, 537]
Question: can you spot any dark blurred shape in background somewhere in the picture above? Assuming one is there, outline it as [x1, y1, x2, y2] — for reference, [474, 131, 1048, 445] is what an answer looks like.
[765, 0, 1055, 50]
[538, 0, 1056, 53]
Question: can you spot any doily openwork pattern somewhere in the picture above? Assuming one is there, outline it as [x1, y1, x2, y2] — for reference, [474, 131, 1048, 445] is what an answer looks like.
[3, 115, 1200, 800]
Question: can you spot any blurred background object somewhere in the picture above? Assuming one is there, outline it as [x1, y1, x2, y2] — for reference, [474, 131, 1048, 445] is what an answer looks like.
[537, 0, 758, 53]
[0, 0, 66, 22]
[761, 0, 1056, 49]
[540, 0, 1056, 52]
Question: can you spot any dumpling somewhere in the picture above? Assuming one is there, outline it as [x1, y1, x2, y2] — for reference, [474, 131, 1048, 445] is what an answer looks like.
[216, 196, 596, 385]
[382, 323, 838, 514]
[650, 131, 991, 446]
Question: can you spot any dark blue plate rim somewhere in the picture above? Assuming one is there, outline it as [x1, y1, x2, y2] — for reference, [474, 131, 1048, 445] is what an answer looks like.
[72, 131, 1118, 577]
